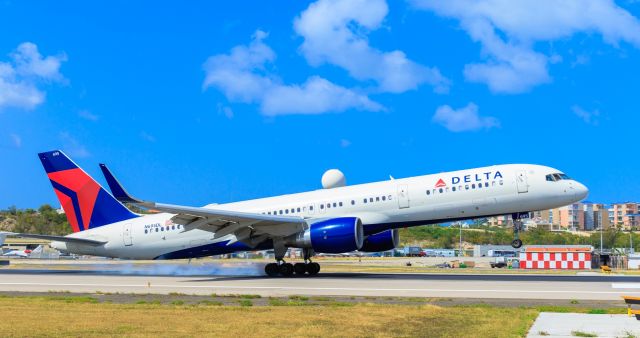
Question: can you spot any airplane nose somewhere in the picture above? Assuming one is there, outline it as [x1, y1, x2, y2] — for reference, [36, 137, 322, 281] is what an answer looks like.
[574, 181, 589, 201]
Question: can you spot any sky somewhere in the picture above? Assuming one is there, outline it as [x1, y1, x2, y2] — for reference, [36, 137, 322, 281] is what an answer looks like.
[1, 0, 639, 209]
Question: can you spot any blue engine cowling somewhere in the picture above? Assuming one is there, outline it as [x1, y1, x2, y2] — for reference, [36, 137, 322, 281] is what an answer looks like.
[359, 229, 399, 252]
[308, 217, 364, 254]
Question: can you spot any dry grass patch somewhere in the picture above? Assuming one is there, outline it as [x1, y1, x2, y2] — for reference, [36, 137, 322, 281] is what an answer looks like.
[0, 296, 537, 337]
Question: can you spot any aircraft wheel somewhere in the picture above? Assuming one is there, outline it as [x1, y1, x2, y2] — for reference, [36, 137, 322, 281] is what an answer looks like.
[293, 263, 307, 275]
[307, 262, 320, 276]
[279, 263, 294, 277]
[265, 263, 279, 277]
[511, 239, 523, 249]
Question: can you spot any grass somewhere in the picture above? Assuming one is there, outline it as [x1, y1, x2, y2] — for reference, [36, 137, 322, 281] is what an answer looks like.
[0, 295, 539, 337]
[571, 330, 597, 337]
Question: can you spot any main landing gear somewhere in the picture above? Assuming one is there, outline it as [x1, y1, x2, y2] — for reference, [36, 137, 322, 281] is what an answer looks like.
[511, 212, 527, 249]
[264, 261, 320, 277]
[264, 247, 320, 277]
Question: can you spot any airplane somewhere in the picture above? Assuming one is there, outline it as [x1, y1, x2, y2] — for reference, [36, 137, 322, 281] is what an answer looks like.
[2, 245, 42, 258]
[5, 150, 587, 277]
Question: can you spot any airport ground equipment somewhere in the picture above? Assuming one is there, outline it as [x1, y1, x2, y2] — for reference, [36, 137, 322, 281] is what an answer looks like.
[623, 296, 640, 320]
[601, 265, 612, 274]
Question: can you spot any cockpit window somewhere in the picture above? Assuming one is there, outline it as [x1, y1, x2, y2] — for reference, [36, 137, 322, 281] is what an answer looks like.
[546, 173, 571, 182]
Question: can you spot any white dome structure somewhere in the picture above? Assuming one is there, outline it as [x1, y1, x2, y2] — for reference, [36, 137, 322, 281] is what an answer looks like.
[321, 169, 346, 189]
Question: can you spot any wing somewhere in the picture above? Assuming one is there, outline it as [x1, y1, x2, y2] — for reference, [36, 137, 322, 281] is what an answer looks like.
[99, 164, 306, 245]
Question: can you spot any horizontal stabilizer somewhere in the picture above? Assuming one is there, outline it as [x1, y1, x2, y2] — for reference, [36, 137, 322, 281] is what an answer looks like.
[3, 232, 106, 246]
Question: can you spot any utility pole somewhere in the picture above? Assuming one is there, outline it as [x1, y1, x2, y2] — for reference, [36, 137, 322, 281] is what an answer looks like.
[459, 222, 463, 257]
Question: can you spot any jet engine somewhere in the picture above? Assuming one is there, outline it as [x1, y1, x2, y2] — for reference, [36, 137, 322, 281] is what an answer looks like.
[359, 229, 399, 252]
[286, 217, 363, 253]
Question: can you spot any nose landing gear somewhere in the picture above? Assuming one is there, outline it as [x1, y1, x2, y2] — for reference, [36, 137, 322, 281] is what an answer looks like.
[511, 212, 527, 249]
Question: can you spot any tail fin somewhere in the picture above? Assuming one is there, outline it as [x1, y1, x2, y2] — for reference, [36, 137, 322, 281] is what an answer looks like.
[38, 150, 139, 233]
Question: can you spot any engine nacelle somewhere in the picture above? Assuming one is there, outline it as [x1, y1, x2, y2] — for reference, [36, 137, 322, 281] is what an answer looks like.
[359, 229, 399, 252]
[286, 217, 364, 254]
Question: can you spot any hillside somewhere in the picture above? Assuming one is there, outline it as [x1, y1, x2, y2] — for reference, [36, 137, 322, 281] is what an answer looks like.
[0, 205, 70, 235]
[399, 225, 637, 250]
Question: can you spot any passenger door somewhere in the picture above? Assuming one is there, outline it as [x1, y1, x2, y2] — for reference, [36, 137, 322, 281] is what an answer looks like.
[397, 184, 410, 209]
[516, 171, 528, 193]
[123, 223, 133, 246]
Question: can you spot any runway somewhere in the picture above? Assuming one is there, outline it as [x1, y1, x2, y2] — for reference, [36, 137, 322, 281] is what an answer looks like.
[2, 268, 640, 300]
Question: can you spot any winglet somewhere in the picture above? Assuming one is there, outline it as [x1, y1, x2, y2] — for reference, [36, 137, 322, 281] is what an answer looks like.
[99, 163, 152, 207]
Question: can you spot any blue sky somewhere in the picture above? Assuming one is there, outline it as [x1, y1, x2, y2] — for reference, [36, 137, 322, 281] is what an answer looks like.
[1, 0, 639, 208]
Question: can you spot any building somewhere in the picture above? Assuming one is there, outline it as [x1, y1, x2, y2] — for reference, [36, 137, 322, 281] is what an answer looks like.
[610, 203, 640, 229]
[486, 202, 615, 231]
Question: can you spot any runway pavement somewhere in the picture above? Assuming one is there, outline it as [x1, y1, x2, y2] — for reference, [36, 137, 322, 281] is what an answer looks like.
[2, 267, 640, 299]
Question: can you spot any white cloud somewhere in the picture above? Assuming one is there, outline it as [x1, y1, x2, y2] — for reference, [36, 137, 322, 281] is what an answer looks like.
[295, 0, 449, 93]
[140, 131, 156, 142]
[0, 42, 66, 111]
[412, 0, 640, 93]
[10, 133, 21, 148]
[217, 104, 234, 119]
[203, 31, 383, 116]
[59, 132, 90, 158]
[432, 103, 499, 132]
[261, 76, 383, 115]
[572, 105, 601, 125]
[78, 110, 99, 121]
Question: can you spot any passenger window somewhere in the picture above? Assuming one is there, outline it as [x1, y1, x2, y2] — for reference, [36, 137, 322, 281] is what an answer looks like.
[351, 200, 355, 205]
[382, 196, 386, 201]
[439, 188, 443, 193]
[472, 184, 475, 189]
[285, 209, 289, 214]
[145, 229, 148, 234]
[388, 195, 392, 200]
[297, 207, 301, 212]
[172, 225, 175, 230]
[465, 185, 469, 190]
[320, 205, 324, 209]
[279, 210, 283, 214]
[177, 225, 181, 229]
[156, 228, 159, 232]
[310, 206, 314, 211]
[499, 180, 504, 185]
[376, 197, 380, 202]
[363, 199, 367, 203]
[452, 187, 456, 192]
[426, 190, 431, 195]
[369, 198, 373, 202]
[339, 202, 343, 207]
[333, 202, 337, 208]
[485, 182, 489, 187]
[161, 227, 164, 231]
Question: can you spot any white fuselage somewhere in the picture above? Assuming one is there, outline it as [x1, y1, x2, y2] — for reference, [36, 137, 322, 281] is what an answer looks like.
[52, 164, 588, 259]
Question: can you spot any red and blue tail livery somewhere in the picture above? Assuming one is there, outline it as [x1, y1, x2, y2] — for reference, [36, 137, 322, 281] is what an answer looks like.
[39, 150, 138, 232]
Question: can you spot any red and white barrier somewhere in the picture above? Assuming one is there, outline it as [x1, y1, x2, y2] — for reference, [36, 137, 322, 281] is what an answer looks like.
[519, 248, 592, 269]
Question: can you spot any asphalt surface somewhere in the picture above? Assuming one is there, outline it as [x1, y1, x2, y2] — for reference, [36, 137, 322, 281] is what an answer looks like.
[2, 267, 640, 299]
